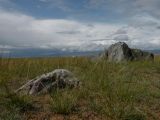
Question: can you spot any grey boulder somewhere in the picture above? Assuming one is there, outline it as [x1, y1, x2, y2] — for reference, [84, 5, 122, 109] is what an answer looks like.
[131, 49, 154, 61]
[105, 42, 133, 62]
[15, 69, 80, 95]
[101, 42, 154, 62]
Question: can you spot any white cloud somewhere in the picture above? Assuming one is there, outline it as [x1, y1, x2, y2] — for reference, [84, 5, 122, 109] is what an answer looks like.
[0, 9, 160, 52]
[0, 10, 122, 51]
[114, 34, 129, 41]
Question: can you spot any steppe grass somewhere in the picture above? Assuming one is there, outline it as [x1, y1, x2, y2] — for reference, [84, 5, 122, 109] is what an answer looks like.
[50, 89, 79, 114]
[0, 56, 160, 120]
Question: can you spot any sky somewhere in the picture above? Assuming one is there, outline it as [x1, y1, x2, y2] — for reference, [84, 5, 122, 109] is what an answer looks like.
[0, 0, 160, 53]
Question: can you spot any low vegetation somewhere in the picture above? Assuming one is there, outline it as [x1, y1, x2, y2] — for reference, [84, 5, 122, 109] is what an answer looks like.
[0, 56, 160, 120]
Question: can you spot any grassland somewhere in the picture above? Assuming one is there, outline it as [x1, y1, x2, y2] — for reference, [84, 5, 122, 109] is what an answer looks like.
[0, 56, 160, 120]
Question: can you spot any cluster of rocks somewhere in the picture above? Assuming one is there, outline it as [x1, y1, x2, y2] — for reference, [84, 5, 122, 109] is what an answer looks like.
[101, 42, 154, 62]
[16, 42, 154, 95]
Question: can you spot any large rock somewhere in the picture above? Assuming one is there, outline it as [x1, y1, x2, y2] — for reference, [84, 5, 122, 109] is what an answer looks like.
[106, 42, 133, 62]
[131, 49, 154, 61]
[101, 42, 154, 62]
[15, 69, 80, 95]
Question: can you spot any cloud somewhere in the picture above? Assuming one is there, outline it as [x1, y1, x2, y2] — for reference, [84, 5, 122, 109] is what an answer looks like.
[86, 0, 160, 19]
[0, 9, 122, 51]
[114, 29, 127, 34]
[56, 30, 81, 35]
[114, 34, 129, 41]
[0, 9, 160, 51]
[112, 28, 129, 42]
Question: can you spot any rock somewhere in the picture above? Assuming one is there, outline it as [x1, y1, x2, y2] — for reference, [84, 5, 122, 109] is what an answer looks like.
[131, 49, 154, 61]
[99, 49, 108, 59]
[101, 42, 154, 62]
[106, 42, 133, 62]
[15, 69, 80, 95]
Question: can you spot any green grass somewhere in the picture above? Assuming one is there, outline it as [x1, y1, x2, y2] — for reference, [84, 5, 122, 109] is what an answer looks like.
[0, 78, 34, 119]
[50, 89, 78, 114]
[0, 56, 160, 120]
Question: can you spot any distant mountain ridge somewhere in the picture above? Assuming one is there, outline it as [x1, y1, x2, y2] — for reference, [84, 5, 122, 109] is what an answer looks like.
[0, 48, 101, 58]
[0, 48, 159, 58]
[148, 50, 160, 55]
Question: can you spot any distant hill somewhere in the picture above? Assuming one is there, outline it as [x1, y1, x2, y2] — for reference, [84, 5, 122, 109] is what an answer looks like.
[147, 50, 160, 55]
[0, 48, 101, 58]
[0, 48, 159, 58]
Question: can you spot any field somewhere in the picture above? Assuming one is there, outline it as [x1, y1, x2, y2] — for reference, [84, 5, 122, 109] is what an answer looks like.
[0, 56, 160, 120]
